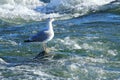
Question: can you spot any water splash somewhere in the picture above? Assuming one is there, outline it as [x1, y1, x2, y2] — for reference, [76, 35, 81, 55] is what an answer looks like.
[0, 0, 119, 23]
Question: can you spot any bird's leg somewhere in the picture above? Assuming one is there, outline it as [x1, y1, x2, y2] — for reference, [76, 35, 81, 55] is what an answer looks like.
[33, 43, 51, 59]
[42, 43, 48, 55]
[33, 43, 47, 59]
[42, 43, 46, 51]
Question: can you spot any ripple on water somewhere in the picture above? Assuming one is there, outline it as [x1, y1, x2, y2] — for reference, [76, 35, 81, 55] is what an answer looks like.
[0, 58, 8, 65]
[53, 37, 82, 50]
[0, 12, 120, 79]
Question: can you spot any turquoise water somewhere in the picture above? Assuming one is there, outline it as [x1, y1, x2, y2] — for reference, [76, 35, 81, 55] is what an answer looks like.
[0, 13, 120, 80]
[0, 0, 120, 80]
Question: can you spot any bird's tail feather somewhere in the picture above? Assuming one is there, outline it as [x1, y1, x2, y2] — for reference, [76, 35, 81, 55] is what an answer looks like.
[24, 40, 32, 42]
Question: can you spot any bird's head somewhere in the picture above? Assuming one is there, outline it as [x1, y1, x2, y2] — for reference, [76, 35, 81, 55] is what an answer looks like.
[48, 18, 55, 22]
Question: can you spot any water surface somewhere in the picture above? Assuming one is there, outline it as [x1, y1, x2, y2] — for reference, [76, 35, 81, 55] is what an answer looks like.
[0, 0, 120, 80]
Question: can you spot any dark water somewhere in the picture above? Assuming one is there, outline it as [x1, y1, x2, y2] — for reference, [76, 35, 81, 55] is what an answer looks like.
[0, 13, 120, 80]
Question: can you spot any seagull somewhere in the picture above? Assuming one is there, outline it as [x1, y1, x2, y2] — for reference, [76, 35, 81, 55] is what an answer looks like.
[24, 18, 55, 52]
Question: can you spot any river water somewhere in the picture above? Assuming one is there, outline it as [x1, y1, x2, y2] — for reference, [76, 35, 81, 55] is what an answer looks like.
[0, 0, 120, 80]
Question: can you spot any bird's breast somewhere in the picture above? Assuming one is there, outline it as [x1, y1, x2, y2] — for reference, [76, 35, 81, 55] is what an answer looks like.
[43, 30, 54, 43]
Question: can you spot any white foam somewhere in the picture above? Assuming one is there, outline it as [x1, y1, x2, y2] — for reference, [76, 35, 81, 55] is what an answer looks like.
[0, 38, 18, 46]
[0, 0, 117, 23]
[107, 50, 118, 56]
[33, 70, 50, 77]
[0, 0, 45, 22]
[55, 37, 82, 50]
[0, 58, 7, 64]
[82, 43, 93, 50]
[67, 63, 79, 71]
[48, 0, 113, 10]
[0, 0, 43, 7]
[6, 64, 61, 79]
[85, 57, 108, 63]
[44, 0, 115, 16]
[8, 40, 18, 46]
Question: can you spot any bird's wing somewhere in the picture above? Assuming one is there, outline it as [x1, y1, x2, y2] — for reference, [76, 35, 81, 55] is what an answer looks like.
[30, 31, 47, 42]
[30, 30, 50, 42]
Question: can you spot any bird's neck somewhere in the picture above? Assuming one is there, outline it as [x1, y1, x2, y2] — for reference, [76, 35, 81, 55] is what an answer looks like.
[47, 20, 53, 30]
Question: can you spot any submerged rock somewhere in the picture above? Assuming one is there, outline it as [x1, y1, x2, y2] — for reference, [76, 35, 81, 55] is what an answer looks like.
[33, 49, 54, 60]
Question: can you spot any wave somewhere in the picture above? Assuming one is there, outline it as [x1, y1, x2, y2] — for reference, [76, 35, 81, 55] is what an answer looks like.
[0, 0, 44, 23]
[0, 58, 8, 65]
[0, 0, 120, 23]
[39, 0, 120, 14]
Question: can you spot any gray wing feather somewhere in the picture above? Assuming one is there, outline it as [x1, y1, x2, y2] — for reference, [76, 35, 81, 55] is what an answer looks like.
[31, 30, 50, 42]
